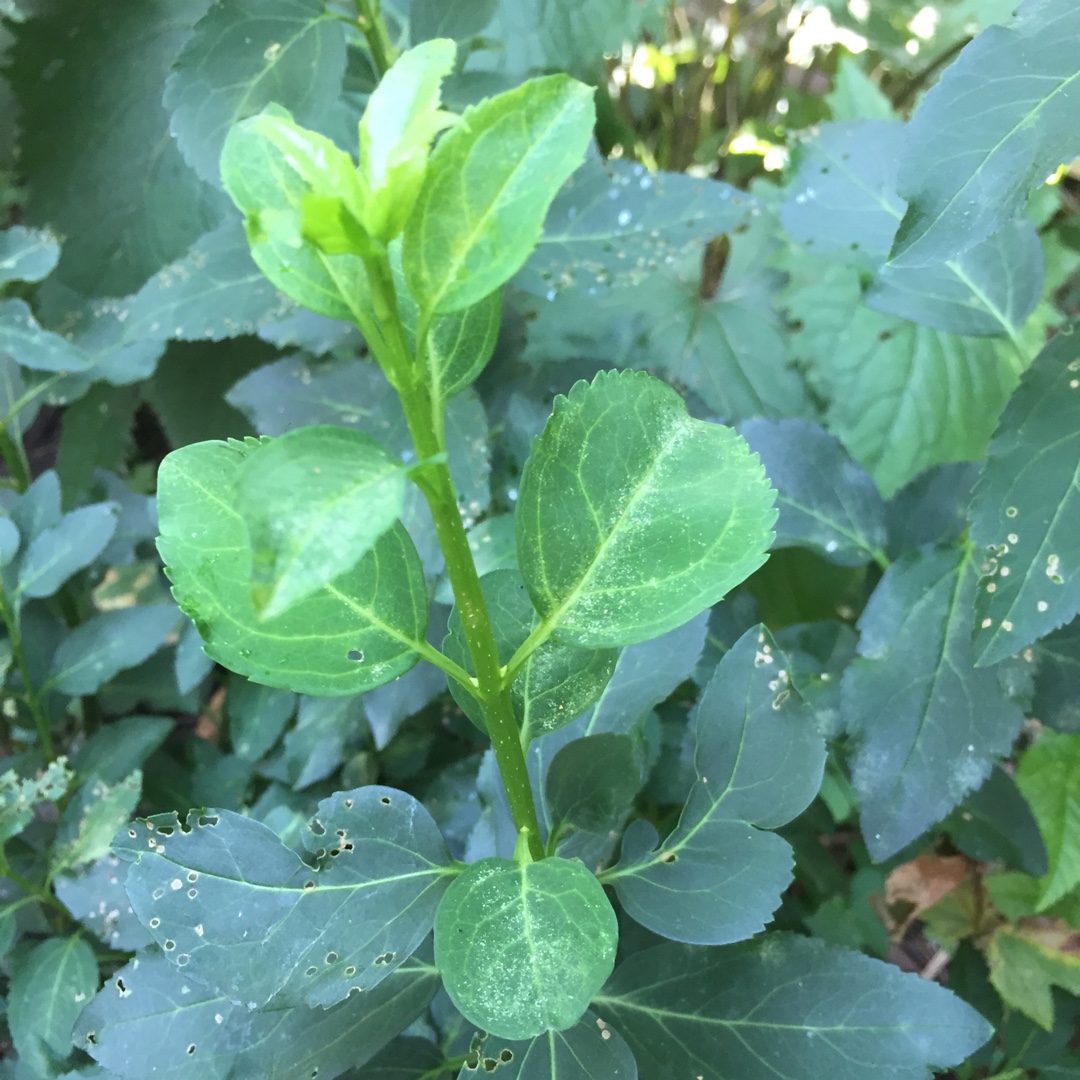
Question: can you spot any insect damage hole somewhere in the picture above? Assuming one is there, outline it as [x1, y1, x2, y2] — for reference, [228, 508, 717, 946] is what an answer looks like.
[659, 851, 677, 864]
[347, 649, 364, 662]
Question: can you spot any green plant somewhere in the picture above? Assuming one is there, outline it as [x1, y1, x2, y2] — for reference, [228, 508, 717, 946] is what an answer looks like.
[0, 0, 1079, 1077]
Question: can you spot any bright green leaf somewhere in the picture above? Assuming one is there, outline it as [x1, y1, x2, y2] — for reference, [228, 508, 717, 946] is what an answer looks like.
[471, 1010, 638, 1079]
[739, 418, 888, 567]
[221, 112, 372, 325]
[236, 425, 408, 618]
[0, 225, 60, 287]
[606, 626, 824, 944]
[545, 733, 640, 835]
[434, 854, 618, 1039]
[1015, 730, 1080, 910]
[157, 437, 429, 697]
[358, 39, 457, 241]
[9, 936, 98, 1073]
[164, 0, 347, 187]
[891, 0, 1080, 267]
[970, 327, 1080, 666]
[843, 546, 1026, 860]
[47, 606, 180, 696]
[593, 934, 992, 1080]
[517, 369, 776, 648]
[403, 74, 595, 315]
[988, 925, 1080, 1031]
[77, 949, 440, 1079]
[116, 786, 454, 1009]
[17, 502, 119, 600]
[443, 568, 618, 741]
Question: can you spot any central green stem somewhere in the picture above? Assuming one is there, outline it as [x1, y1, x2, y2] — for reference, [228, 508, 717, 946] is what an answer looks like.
[365, 256, 545, 861]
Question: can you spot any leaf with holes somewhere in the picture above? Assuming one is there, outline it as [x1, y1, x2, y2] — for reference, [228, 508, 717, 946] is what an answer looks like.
[843, 546, 1026, 861]
[0, 225, 59, 287]
[605, 626, 824, 944]
[593, 934, 991, 1080]
[236, 425, 408, 618]
[157, 437, 429, 697]
[0, 298, 93, 373]
[891, 0, 1080, 267]
[403, 75, 595, 316]
[77, 948, 440, 1080]
[434, 853, 618, 1040]
[164, 0, 347, 187]
[115, 786, 454, 1009]
[970, 327, 1080, 666]
[470, 1010, 638, 1079]
[518, 369, 776, 648]
[442, 568, 618, 742]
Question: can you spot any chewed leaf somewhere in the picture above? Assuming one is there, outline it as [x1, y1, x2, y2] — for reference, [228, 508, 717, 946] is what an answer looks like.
[77, 949, 439, 1080]
[116, 786, 454, 1009]
[970, 326, 1080, 665]
[517, 369, 777, 648]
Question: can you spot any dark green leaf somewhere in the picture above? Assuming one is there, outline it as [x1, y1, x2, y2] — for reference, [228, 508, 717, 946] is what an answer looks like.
[164, 0, 347, 187]
[47, 606, 180, 696]
[56, 384, 140, 499]
[781, 120, 1043, 338]
[0, 298, 93, 373]
[1033, 619, 1080, 732]
[607, 627, 824, 944]
[970, 326, 1080, 665]
[116, 786, 453, 1008]
[434, 854, 618, 1039]
[227, 677, 296, 761]
[77, 949, 440, 1080]
[885, 462, 979, 558]
[8, 0, 222, 296]
[517, 369, 776, 647]
[17, 502, 119, 600]
[843, 546, 1026, 860]
[593, 934, 992, 1080]
[157, 438, 429, 697]
[353, 1036, 445, 1079]
[411, 0, 499, 42]
[517, 154, 755, 298]
[0, 225, 59, 287]
[945, 766, 1048, 876]
[1015, 730, 1080, 909]
[52, 771, 142, 873]
[54, 855, 152, 951]
[260, 694, 363, 790]
[468, 1010, 638, 1080]
[545, 733, 640, 835]
[118, 219, 293, 344]
[443, 569, 618, 741]
[891, 0, 1080, 266]
[8, 936, 98, 1072]
[739, 419, 888, 567]
[403, 75, 595, 315]
[237, 425, 408, 618]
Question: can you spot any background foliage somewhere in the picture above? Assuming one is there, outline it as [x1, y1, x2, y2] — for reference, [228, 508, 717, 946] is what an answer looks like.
[0, 0, 1079, 1077]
